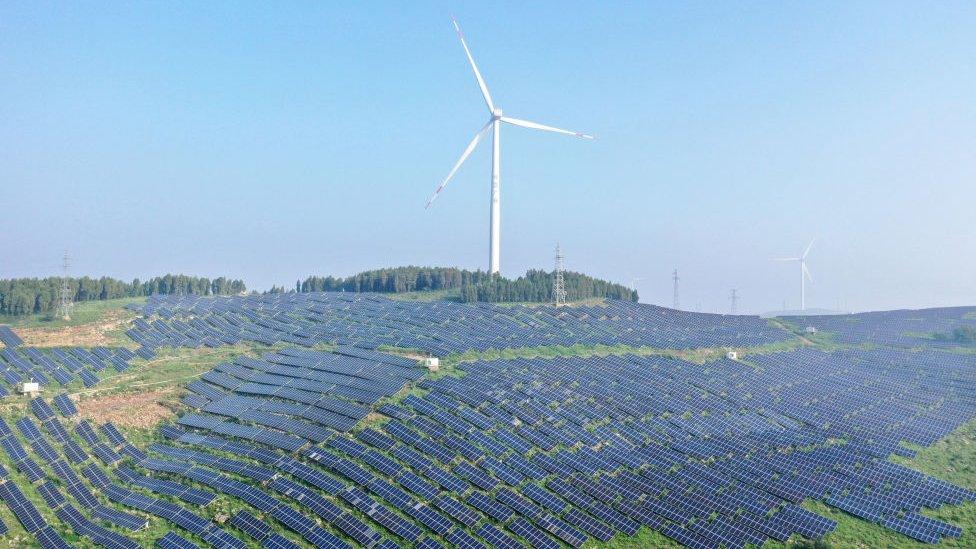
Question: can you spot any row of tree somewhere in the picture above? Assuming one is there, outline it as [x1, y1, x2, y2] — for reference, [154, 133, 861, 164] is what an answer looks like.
[294, 266, 637, 303]
[298, 267, 493, 294]
[934, 325, 976, 344]
[458, 269, 638, 303]
[0, 275, 245, 316]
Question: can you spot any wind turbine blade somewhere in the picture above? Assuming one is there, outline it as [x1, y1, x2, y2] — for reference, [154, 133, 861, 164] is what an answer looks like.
[452, 18, 494, 113]
[802, 238, 816, 259]
[500, 116, 594, 139]
[803, 263, 813, 283]
[426, 120, 493, 209]
[772, 257, 800, 262]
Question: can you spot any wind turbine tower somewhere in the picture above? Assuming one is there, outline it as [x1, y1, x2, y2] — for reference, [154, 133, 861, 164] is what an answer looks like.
[730, 289, 738, 314]
[774, 239, 816, 311]
[672, 269, 680, 310]
[426, 18, 594, 275]
[630, 277, 643, 293]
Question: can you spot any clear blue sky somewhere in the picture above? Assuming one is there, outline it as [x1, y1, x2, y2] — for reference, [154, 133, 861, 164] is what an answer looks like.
[2, 2, 974, 313]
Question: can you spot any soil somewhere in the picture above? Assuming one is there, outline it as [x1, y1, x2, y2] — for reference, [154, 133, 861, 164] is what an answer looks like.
[17, 312, 131, 347]
[76, 388, 179, 429]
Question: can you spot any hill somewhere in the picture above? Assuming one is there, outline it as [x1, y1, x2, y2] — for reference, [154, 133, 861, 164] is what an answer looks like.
[0, 294, 975, 548]
[294, 266, 638, 303]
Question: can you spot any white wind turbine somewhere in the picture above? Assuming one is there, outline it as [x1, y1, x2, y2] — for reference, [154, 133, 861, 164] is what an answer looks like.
[426, 18, 594, 275]
[774, 239, 816, 311]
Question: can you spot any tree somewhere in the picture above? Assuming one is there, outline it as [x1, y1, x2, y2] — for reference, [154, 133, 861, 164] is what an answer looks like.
[0, 274, 246, 316]
[292, 266, 637, 304]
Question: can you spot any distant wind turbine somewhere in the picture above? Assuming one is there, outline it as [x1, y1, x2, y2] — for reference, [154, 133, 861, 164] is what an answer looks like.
[426, 18, 594, 275]
[630, 277, 643, 292]
[773, 239, 816, 311]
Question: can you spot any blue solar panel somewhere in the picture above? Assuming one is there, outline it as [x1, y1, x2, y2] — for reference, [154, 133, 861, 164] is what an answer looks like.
[155, 532, 200, 549]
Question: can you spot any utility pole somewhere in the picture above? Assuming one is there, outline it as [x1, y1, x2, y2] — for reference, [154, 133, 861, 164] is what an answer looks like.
[730, 289, 738, 314]
[553, 244, 567, 306]
[672, 269, 680, 310]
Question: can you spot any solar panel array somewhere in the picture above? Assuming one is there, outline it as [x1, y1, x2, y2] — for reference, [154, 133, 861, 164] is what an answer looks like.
[0, 325, 23, 347]
[0, 293, 973, 547]
[177, 347, 424, 450]
[781, 306, 976, 347]
[134, 346, 971, 548]
[0, 345, 141, 394]
[126, 291, 792, 356]
[0, 392, 266, 548]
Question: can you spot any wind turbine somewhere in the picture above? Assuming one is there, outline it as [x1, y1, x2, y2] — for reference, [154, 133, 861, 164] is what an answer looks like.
[630, 277, 643, 292]
[426, 18, 594, 275]
[773, 239, 815, 311]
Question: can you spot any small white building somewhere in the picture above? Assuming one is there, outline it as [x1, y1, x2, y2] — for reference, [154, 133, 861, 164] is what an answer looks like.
[21, 381, 40, 395]
[726, 350, 738, 360]
[422, 357, 440, 371]
[805, 326, 818, 334]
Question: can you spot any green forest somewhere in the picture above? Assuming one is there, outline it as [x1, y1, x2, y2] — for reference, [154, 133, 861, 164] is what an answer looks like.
[294, 266, 637, 303]
[2, 266, 635, 316]
[0, 274, 245, 316]
[459, 269, 637, 303]
[298, 267, 491, 294]
[934, 325, 976, 344]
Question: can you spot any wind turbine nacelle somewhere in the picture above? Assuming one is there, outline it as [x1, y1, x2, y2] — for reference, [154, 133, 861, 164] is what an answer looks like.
[492, 108, 504, 118]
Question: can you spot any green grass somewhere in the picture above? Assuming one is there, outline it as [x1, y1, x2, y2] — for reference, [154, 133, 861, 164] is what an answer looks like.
[71, 343, 281, 400]
[0, 341, 304, 548]
[387, 288, 462, 302]
[893, 418, 976, 494]
[385, 288, 610, 307]
[0, 296, 145, 330]
[443, 337, 806, 368]
[585, 526, 681, 548]
[762, 418, 976, 549]
[2, 293, 975, 547]
[588, 417, 976, 549]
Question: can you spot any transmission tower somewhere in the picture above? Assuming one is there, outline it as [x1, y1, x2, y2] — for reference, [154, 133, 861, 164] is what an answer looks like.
[58, 251, 73, 320]
[672, 269, 680, 309]
[553, 244, 567, 306]
[730, 289, 738, 314]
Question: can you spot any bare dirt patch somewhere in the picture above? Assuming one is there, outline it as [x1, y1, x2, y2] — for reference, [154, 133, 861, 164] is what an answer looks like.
[18, 312, 131, 347]
[77, 388, 179, 429]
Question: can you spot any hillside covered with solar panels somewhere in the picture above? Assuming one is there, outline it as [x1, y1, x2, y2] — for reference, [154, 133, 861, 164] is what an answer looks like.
[0, 294, 975, 548]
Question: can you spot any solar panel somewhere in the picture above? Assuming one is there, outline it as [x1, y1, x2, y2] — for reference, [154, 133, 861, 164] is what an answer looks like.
[466, 492, 513, 522]
[35, 525, 72, 549]
[261, 534, 302, 549]
[508, 517, 560, 549]
[92, 505, 148, 530]
[155, 532, 200, 549]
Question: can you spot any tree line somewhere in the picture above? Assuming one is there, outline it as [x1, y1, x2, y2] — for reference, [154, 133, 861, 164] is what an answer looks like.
[294, 266, 637, 303]
[458, 269, 637, 303]
[298, 267, 492, 294]
[934, 325, 976, 344]
[0, 274, 245, 316]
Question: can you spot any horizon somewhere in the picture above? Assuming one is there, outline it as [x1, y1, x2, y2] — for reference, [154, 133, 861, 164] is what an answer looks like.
[2, 2, 975, 314]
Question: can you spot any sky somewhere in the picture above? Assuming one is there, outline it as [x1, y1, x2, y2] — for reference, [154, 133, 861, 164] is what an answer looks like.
[1, 2, 974, 314]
